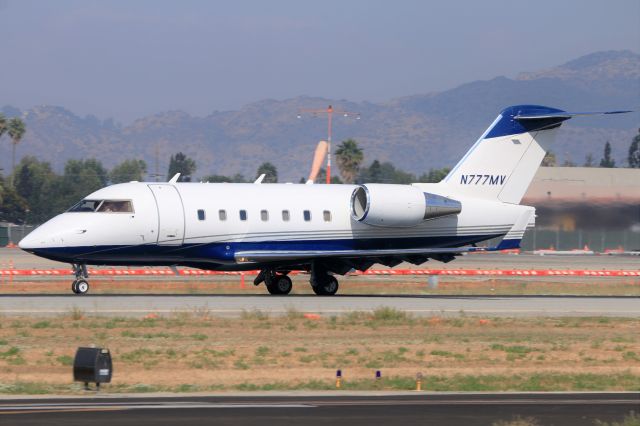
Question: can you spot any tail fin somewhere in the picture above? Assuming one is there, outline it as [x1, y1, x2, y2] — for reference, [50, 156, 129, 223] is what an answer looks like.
[442, 105, 631, 204]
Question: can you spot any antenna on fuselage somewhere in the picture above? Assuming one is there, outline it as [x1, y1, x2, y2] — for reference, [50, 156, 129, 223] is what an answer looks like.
[168, 173, 181, 184]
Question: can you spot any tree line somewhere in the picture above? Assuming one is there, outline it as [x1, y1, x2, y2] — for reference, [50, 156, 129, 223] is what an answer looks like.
[542, 131, 640, 168]
[1, 128, 639, 225]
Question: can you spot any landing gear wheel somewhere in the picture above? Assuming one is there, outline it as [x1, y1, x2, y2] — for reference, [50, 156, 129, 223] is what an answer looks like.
[73, 279, 89, 295]
[313, 276, 339, 296]
[266, 275, 292, 295]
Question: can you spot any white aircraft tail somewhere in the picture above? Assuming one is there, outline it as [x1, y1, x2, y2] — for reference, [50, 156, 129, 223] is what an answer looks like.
[442, 105, 630, 204]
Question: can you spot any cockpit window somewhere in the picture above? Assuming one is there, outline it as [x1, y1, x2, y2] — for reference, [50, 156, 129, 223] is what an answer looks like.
[68, 200, 103, 212]
[97, 200, 133, 213]
[68, 199, 134, 213]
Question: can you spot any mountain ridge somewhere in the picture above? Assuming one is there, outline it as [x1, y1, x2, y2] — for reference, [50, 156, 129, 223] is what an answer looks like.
[1, 50, 638, 181]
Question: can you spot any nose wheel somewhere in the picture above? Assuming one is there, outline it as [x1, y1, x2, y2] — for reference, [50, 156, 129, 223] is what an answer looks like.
[72, 279, 90, 294]
[71, 264, 90, 295]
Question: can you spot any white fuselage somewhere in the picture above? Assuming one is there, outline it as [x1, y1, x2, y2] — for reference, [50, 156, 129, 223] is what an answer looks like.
[19, 181, 532, 270]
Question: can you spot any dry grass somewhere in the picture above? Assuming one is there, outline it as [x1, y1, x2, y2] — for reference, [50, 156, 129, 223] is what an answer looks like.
[0, 310, 638, 393]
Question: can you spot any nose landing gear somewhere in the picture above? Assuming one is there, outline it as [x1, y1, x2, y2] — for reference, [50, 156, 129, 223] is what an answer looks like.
[71, 264, 90, 295]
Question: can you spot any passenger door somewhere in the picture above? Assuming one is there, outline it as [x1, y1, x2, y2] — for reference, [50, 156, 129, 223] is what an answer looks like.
[147, 184, 185, 245]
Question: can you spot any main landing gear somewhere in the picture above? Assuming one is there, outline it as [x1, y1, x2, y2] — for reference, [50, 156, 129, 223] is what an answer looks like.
[71, 264, 90, 295]
[254, 265, 340, 296]
[254, 269, 293, 295]
[310, 269, 339, 296]
[311, 275, 339, 296]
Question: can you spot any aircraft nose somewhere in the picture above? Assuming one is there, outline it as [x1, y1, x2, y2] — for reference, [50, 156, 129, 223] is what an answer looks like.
[18, 232, 37, 251]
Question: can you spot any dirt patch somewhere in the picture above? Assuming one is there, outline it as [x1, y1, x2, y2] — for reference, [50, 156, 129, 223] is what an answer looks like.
[0, 313, 638, 392]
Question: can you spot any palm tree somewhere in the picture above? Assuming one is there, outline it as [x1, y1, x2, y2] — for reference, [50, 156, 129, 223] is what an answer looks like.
[335, 139, 363, 184]
[7, 117, 26, 176]
[0, 114, 7, 140]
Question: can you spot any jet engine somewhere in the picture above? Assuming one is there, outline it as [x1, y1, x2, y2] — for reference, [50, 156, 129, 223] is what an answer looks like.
[350, 184, 461, 227]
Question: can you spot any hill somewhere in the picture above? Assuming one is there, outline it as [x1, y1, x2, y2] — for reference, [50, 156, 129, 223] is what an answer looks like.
[1, 50, 638, 181]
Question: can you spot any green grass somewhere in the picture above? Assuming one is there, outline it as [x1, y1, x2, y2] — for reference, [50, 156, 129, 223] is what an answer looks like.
[430, 350, 465, 359]
[120, 348, 156, 363]
[0, 372, 637, 395]
[492, 416, 541, 426]
[255, 346, 270, 356]
[241, 309, 269, 320]
[0, 346, 20, 358]
[56, 355, 73, 366]
[32, 321, 53, 329]
[491, 344, 537, 354]
[371, 307, 411, 323]
[595, 412, 640, 426]
[190, 333, 207, 341]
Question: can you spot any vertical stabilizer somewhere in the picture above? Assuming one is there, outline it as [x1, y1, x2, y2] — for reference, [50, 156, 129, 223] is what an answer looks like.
[442, 105, 631, 204]
[442, 105, 566, 204]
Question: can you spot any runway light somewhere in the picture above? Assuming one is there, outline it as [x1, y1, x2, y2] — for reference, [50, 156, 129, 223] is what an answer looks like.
[416, 372, 423, 391]
[375, 370, 381, 380]
[336, 369, 342, 388]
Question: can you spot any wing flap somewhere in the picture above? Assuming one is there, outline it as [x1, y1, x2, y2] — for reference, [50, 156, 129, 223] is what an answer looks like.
[235, 246, 487, 263]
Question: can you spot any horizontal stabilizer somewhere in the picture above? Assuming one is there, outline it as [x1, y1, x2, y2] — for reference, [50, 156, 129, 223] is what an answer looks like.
[514, 110, 632, 120]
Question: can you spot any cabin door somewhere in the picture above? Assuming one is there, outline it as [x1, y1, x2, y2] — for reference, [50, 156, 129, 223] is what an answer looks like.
[147, 184, 185, 246]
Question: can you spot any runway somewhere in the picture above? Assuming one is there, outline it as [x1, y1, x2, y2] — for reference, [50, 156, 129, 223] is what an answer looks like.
[0, 393, 638, 425]
[0, 294, 638, 317]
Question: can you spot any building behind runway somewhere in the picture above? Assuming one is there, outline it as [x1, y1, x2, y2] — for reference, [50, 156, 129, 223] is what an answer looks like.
[520, 167, 640, 251]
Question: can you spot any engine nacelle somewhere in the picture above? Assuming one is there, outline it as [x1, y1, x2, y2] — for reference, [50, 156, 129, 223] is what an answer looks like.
[350, 184, 461, 227]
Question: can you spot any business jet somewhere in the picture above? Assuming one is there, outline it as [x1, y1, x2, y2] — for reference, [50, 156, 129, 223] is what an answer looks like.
[19, 105, 629, 295]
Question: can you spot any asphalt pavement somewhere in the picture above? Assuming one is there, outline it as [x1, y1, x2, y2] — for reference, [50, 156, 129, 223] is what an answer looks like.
[0, 294, 638, 317]
[1, 392, 638, 426]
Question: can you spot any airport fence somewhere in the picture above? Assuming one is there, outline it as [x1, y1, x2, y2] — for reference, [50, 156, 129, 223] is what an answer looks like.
[0, 224, 35, 247]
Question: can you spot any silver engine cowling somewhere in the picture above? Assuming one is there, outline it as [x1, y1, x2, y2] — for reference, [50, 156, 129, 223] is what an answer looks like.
[350, 184, 461, 227]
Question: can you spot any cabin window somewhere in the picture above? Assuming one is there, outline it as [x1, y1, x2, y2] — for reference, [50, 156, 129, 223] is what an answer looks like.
[303, 210, 311, 221]
[282, 210, 290, 221]
[239, 210, 247, 221]
[261, 210, 269, 221]
[219, 210, 227, 221]
[197, 209, 206, 221]
[323, 210, 332, 222]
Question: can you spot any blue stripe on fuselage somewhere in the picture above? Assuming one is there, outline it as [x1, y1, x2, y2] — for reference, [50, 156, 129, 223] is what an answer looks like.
[26, 234, 502, 268]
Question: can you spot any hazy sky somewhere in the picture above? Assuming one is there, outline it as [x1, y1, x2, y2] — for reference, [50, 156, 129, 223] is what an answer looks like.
[1, 0, 638, 122]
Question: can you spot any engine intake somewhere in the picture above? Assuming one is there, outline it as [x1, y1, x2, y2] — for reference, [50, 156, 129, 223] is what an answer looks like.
[350, 184, 461, 227]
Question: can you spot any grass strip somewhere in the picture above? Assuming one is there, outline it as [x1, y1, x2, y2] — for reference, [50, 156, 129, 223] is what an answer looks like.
[1, 372, 638, 394]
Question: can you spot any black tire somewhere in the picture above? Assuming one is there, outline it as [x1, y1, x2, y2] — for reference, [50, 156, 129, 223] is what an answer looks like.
[71, 280, 79, 294]
[267, 275, 292, 295]
[312, 276, 339, 296]
[75, 279, 90, 295]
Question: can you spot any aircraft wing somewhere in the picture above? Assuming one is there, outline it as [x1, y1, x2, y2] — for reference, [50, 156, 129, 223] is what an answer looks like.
[234, 246, 487, 263]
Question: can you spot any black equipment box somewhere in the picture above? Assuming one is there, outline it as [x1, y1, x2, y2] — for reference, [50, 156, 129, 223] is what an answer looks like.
[73, 347, 112, 386]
